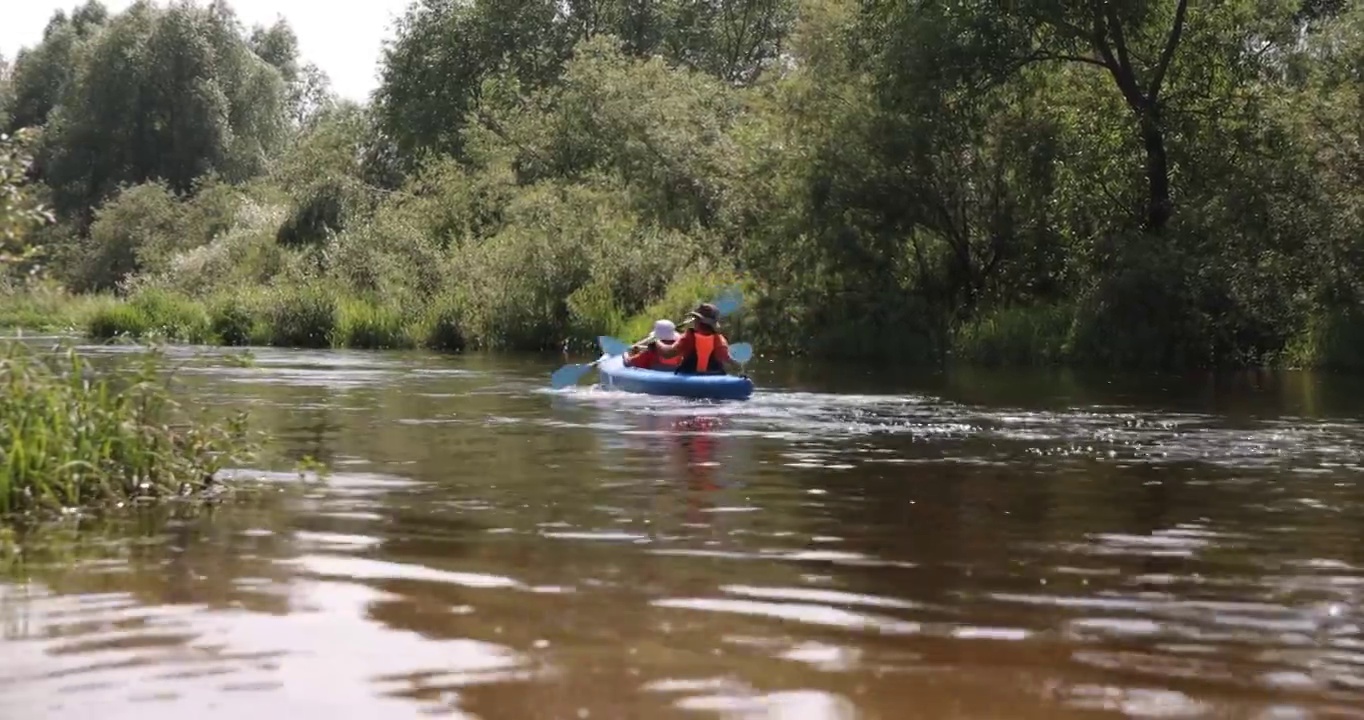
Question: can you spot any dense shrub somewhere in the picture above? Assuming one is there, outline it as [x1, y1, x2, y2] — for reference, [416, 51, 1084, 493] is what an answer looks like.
[262, 283, 336, 348]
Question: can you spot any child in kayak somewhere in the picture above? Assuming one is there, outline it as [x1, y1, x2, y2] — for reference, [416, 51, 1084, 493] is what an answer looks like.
[653, 303, 733, 374]
[625, 320, 683, 370]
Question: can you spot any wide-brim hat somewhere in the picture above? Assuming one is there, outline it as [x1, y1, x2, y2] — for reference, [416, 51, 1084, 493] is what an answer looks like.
[686, 302, 720, 329]
[651, 319, 678, 342]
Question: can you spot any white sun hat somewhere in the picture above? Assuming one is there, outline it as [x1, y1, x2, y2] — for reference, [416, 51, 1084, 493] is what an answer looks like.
[651, 319, 678, 342]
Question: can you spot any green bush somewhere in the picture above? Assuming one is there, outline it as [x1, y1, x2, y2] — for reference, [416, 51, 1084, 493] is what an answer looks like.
[951, 304, 1075, 367]
[130, 289, 212, 342]
[263, 284, 337, 348]
[452, 181, 694, 350]
[333, 298, 413, 349]
[567, 279, 628, 341]
[86, 303, 150, 340]
[620, 270, 746, 342]
[1285, 307, 1364, 371]
[85, 289, 212, 343]
[131, 195, 286, 300]
[0, 341, 257, 516]
[69, 181, 183, 293]
[276, 178, 365, 248]
[0, 280, 119, 332]
[207, 295, 260, 346]
[418, 296, 466, 352]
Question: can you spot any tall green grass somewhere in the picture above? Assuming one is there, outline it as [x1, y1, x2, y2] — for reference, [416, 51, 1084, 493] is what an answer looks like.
[0, 281, 121, 333]
[333, 298, 414, 349]
[50, 283, 474, 352]
[950, 304, 1076, 366]
[1284, 308, 1364, 371]
[7, 268, 765, 356]
[415, 296, 467, 352]
[0, 341, 257, 517]
[85, 288, 213, 342]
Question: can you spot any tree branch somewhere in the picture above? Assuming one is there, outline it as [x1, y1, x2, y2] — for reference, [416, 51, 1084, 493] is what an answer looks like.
[1033, 13, 1091, 43]
[1080, 3, 1120, 72]
[1025, 51, 1111, 69]
[1100, 1, 1136, 78]
[1023, 8, 1117, 71]
[1084, 0, 1147, 113]
[1149, 0, 1189, 102]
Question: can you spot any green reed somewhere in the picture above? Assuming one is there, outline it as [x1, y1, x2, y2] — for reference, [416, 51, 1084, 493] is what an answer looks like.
[0, 341, 257, 518]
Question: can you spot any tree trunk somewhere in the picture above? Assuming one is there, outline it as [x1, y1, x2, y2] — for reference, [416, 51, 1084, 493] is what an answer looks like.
[1140, 109, 1172, 232]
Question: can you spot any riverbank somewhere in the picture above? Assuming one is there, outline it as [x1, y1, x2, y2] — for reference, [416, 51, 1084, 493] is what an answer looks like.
[0, 274, 745, 356]
[950, 303, 1364, 372]
[5, 281, 1364, 372]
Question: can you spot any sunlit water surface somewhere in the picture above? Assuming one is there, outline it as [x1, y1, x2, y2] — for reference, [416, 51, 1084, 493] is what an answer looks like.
[3, 343, 1364, 719]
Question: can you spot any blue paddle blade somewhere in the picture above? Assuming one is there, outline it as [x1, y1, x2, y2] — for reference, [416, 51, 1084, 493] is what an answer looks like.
[729, 342, 753, 363]
[714, 286, 742, 316]
[550, 362, 592, 390]
[598, 336, 631, 356]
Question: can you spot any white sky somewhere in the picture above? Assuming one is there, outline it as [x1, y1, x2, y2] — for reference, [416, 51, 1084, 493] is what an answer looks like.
[0, 0, 415, 102]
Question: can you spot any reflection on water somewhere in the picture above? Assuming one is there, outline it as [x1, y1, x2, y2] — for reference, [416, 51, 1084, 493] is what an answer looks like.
[3, 344, 1364, 718]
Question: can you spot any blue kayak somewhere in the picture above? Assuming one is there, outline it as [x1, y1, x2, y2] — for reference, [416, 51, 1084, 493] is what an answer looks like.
[596, 354, 754, 401]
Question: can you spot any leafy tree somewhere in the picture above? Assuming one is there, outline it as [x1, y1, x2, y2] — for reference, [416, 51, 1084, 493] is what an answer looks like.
[659, 0, 796, 83]
[1, 129, 55, 265]
[4, 1, 108, 133]
[0, 54, 12, 130]
[470, 36, 744, 231]
[861, 0, 1208, 233]
[374, 0, 796, 165]
[38, 0, 292, 222]
[248, 18, 336, 127]
[373, 0, 565, 164]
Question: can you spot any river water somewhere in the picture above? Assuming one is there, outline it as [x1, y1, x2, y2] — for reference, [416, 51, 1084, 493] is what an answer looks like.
[3, 343, 1364, 719]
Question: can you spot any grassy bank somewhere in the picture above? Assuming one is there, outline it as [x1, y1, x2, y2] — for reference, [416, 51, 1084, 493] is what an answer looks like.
[949, 302, 1364, 372]
[0, 280, 120, 334]
[0, 340, 258, 520]
[0, 271, 755, 356]
[6, 280, 1362, 372]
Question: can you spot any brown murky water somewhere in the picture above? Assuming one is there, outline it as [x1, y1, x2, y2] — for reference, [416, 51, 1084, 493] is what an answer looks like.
[3, 344, 1364, 719]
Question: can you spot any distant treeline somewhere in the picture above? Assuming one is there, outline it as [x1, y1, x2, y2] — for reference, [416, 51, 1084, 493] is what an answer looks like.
[2, 0, 1363, 369]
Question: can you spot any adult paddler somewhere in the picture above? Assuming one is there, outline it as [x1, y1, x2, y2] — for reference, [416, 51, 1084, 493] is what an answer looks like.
[653, 302, 735, 375]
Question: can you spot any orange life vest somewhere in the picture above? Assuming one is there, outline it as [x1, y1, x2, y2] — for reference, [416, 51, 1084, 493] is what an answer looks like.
[694, 332, 715, 373]
[675, 330, 724, 374]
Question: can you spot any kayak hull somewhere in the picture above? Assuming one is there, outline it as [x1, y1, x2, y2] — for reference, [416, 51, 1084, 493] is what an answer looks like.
[596, 354, 754, 401]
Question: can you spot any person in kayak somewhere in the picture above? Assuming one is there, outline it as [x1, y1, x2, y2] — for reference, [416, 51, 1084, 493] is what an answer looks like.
[625, 319, 683, 370]
[653, 302, 734, 374]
